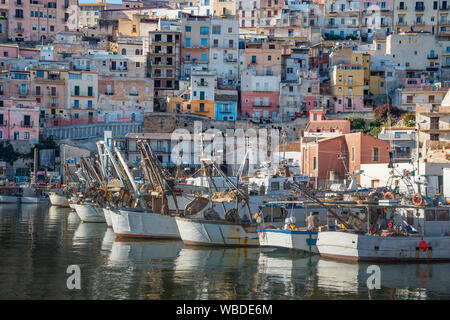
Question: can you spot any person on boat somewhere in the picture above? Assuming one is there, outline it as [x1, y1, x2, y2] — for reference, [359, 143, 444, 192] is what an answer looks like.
[75, 165, 86, 193]
[378, 216, 387, 230]
[307, 212, 319, 231]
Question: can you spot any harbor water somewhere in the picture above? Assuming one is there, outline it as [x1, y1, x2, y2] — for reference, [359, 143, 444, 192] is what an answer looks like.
[1, 204, 450, 300]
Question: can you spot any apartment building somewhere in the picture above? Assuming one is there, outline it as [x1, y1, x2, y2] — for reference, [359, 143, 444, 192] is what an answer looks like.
[0, 98, 40, 144]
[67, 71, 98, 120]
[78, 0, 106, 28]
[8, 0, 78, 42]
[30, 63, 69, 120]
[240, 39, 282, 119]
[181, 14, 211, 78]
[208, 18, 239, 86]
[148, 30, 181, 110]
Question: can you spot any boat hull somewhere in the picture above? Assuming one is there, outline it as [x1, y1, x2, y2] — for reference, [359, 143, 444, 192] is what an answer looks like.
[49, 193, 70, 207]
[109, 209, 180, 239]
[20, 196, 50, 204]
[175, 217, 259, 247]
[317, 231, 450, 262]
[102, 208, 113, 228]
[258, 228, 318, 253]
[73, 204, 106, 223]
[0, 195, 20, 203]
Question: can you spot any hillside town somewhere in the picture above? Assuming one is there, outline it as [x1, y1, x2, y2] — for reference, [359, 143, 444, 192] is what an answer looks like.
[0, 0, 448, 200]
[2, 1, 450, 302]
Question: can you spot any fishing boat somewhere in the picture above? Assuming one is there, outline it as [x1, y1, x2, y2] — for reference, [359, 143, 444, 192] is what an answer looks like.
[317, 202, 450, 262]
[73, 202, 106, 223]
[102, 207, 113, 228]
[49, 192, 70, 207]
[175, 159, 262, 247]
[110, 207, 181, 239]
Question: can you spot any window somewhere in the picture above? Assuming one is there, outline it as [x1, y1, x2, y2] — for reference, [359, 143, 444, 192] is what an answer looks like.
[437, 210, 449, 221]
[88, 86, 93, 96]
[352, 147, 355, 162]
[88, 100, 93, 108]
[185, 37, 191, 47]
[200, 27, 209, 35]
[201, 38, 208, 46]
[201, 53, 207, 62]
[24, 132, 29, 140]
[185, 26, 191, 32]
[199, 103, 205, 112]
[425, 210, 436, 221]
[271, 182, 280, 191]
[212, 26, 221, 34]
[313, 156, 317, 170]
[373, 147, 379, 162]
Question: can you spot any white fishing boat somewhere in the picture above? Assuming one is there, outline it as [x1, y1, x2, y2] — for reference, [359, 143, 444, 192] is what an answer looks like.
[317, 204, 450, 262]
[109, 208, 181, 239]
[73, 203, 106, 223]
[0, 195, 20, 203]
[102, 207, 113, 228]
[20, 196, 50, 204]
[49, 192, 70, 207]
[258, 227, 319, 253]
[175, 214, 259, 247]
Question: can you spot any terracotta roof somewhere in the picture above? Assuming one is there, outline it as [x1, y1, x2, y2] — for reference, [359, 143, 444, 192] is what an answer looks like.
[305, 120, 350, 133]
[277, 141, 301, 153]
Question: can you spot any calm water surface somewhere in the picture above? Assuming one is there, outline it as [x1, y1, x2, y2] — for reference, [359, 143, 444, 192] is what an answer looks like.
[1, 205, 449, 300]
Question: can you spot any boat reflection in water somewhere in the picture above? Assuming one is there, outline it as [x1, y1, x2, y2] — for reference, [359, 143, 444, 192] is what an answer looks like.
[316, 259, 450, 299]
[173, 246, 260, 299]
[108, 240, 183, 266]
[101, 228, 116, 252]
[67, 210, 81, 225]
[255, 249, 320, 299]
[73, 222, 107, 245]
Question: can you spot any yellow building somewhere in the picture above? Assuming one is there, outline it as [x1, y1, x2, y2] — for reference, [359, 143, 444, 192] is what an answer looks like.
[189, 100, 215, 119]
[330, 64, 365, 112]
[118, 14, 141, 37]
[78, 0, 106, 28]
[214, 0, 236, 17]
[369, 75, 385, 95]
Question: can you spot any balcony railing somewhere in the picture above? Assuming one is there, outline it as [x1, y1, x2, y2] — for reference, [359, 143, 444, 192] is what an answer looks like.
[129, 92, 138, 96]
[427, 54, 439, 59]
[15, 28, 25, 33]
[415, 6, 425, 11]
[21, 121, 34, 128]
[397, 6, 407, 10]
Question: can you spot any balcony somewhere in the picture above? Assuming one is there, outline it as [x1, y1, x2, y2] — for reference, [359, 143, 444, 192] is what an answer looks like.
[14, 15, 24, 19]
[441, 6, 449, 10]
[253, 104, 272, 107]
[224, 57, 237, 63]
[415, 6, 425, 11]
[396, 6, 407, 10]
[15, 1, 24, 5]
[196, 81, 208, 87]
[194, 108, 209, 113]
[21, 121, 34, 128]
[427, 54, 439, 59]
[15, 28, 25, 33]
[110, 67, 128, 71]
[104, 91, 114, 95]
[0, 120, 7, 127]
[129, 92, 138, 96]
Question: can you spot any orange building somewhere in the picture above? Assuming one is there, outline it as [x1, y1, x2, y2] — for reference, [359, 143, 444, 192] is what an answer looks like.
[301, 131, 390, 188]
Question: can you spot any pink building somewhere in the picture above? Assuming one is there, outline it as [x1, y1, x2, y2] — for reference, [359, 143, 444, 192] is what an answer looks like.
[404, 75, 427, 88]
[241, 91, 279, 119]
[304, 96, 319, 112]
[8, 0, 78, 42]
[333, 95, 366, 113]
[0, 44, 41, 59]
[0, 98, 40, 144]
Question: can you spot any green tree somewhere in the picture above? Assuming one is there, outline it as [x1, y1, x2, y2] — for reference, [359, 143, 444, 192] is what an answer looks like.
[402, 113, 416, 127]
[347, 115, 366, 131]
[0, 142, 21, 165]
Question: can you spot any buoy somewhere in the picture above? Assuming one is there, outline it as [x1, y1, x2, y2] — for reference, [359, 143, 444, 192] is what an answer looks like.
[384, 192, 394, 200]
[419, 240, 429, 251]
[412, 193, 424, 206]
[387, 220, 393, 229]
